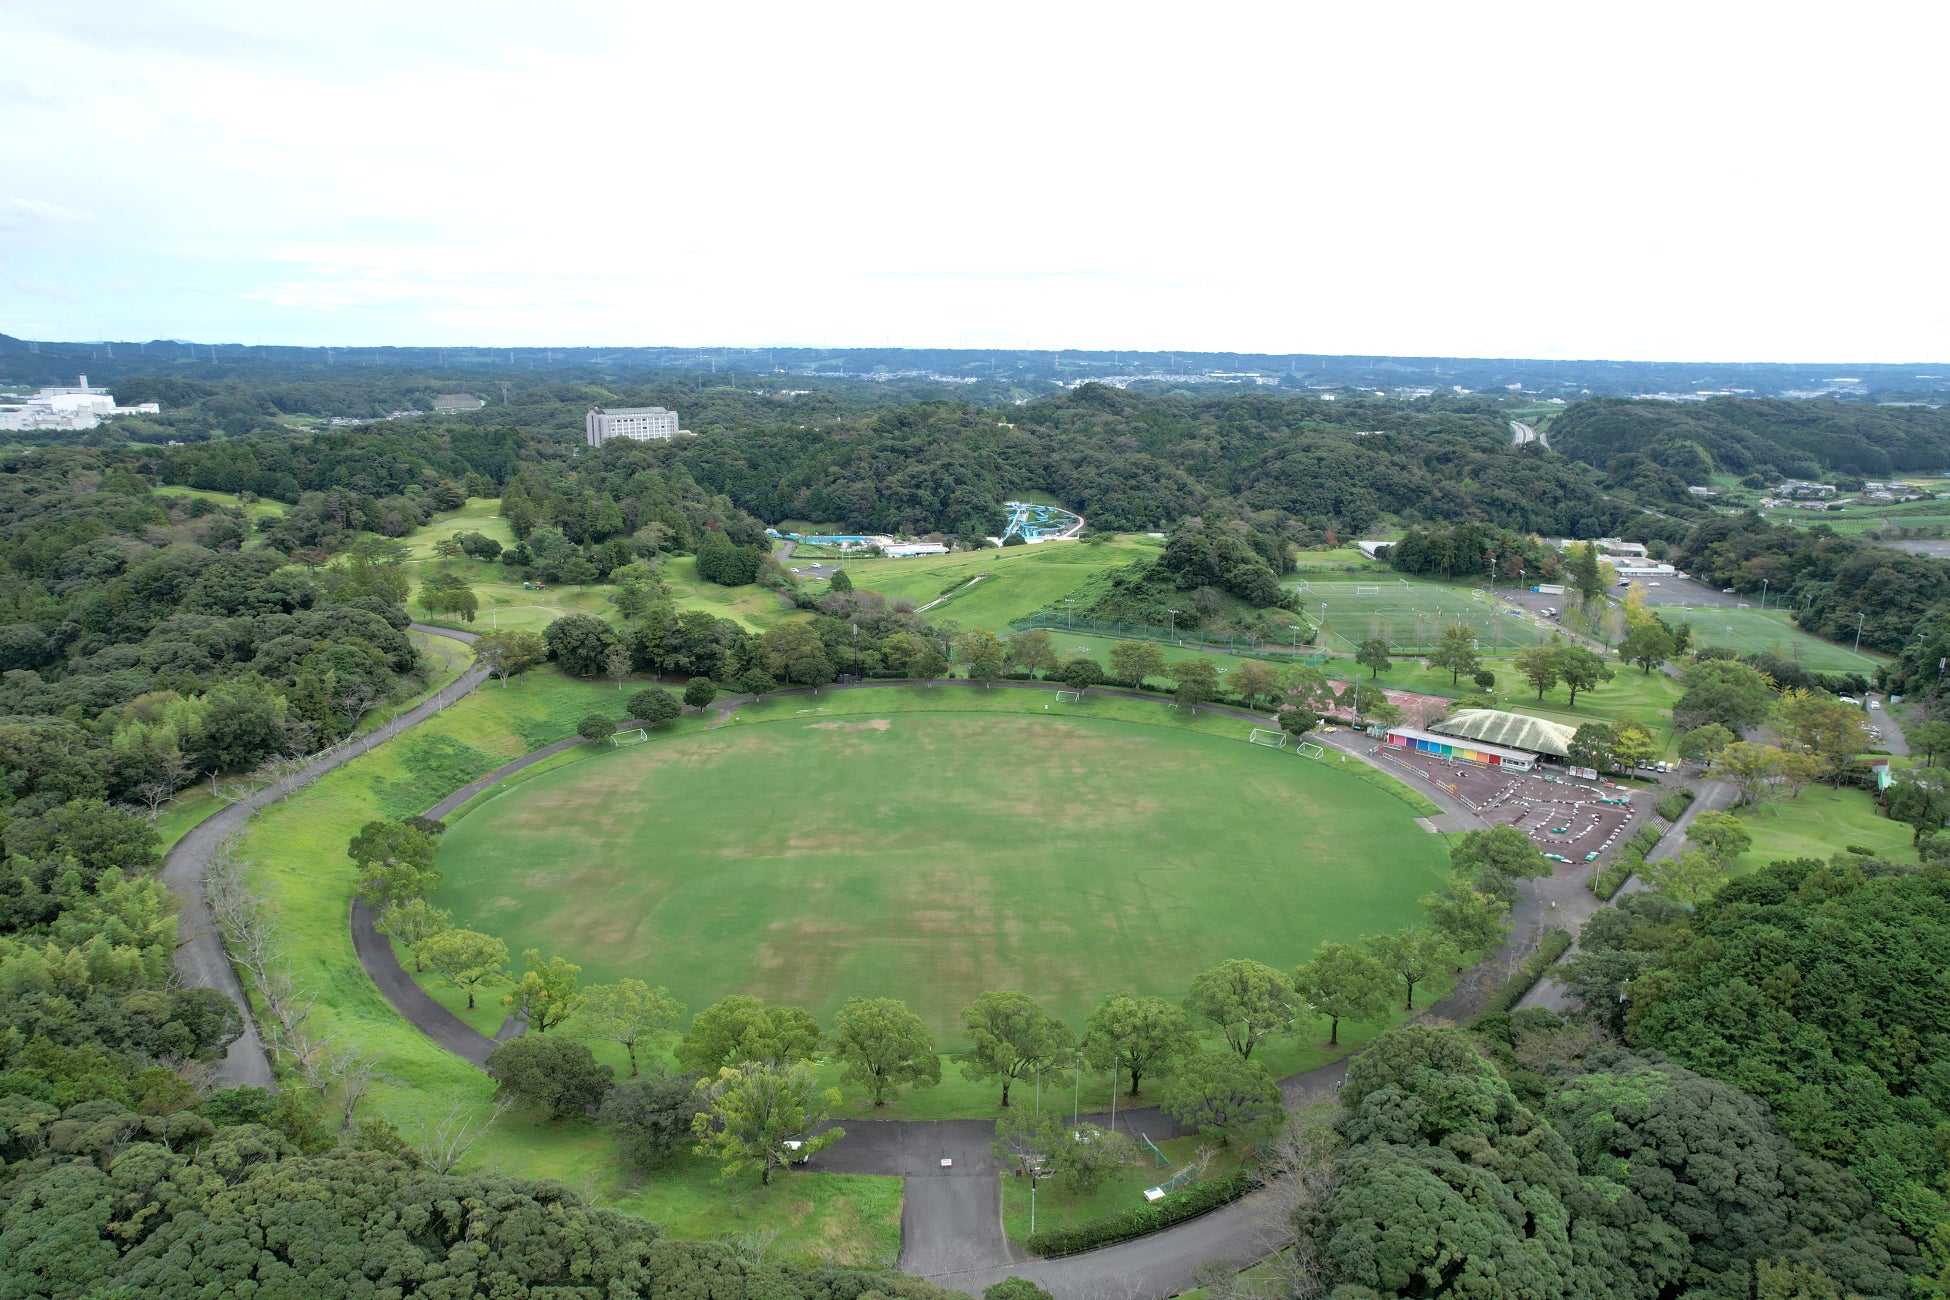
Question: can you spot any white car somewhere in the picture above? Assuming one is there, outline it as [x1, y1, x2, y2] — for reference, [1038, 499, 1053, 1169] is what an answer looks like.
[1870, 700, 1882, 709]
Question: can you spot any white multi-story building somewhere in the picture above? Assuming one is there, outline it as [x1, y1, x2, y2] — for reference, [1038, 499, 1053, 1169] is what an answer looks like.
[586, 406, 681, 446]
[0, 375, 160, 431]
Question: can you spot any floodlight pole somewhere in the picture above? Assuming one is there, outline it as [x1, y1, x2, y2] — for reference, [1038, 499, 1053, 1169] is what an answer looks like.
[1855, 611, 1866, 655]
[1168, 609, 1180, 644]
[1109, 1067, 1117, 1133]
[1761, 578, 1769, 609]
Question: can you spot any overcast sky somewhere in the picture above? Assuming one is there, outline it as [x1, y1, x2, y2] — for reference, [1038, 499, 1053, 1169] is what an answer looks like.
[2, 1, 1944, 361]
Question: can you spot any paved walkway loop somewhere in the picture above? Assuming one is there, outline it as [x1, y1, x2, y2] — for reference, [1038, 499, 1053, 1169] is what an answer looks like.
[170, 659, 1599, 1298]
[161, 624, 485, 1089]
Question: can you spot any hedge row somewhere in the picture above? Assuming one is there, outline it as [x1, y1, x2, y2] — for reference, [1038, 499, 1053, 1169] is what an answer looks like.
[1654, 788, 1696, 822]
[1589, 823, 1664, 900]
[1023, 1167, 1259, 1257]
[1467, 929, 1574, 1025]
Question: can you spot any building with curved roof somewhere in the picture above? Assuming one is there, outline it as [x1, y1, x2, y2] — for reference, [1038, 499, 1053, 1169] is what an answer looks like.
[1429, 708, 1576, 758]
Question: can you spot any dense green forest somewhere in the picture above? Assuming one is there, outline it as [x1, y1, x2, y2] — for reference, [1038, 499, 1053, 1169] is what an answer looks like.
[1551, 397, 1950, 481]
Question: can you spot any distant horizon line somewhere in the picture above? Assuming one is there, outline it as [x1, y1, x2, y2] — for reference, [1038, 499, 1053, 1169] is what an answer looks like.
[4, 334, 1945, 370]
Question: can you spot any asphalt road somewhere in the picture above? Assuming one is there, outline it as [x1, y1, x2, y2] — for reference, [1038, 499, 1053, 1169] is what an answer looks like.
[160, 623, 486, 1088]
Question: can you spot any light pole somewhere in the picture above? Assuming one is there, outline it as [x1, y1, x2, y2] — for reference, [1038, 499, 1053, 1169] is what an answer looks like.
[1855, 611, 1866, 655]
[1064, 598, 1075, 630]
[1168, 609, 1180, 643]
[1761, 578, 1769, 609]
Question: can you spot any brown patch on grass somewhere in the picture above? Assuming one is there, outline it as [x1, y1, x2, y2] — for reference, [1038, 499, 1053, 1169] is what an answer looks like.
[804, 718, 893, 733]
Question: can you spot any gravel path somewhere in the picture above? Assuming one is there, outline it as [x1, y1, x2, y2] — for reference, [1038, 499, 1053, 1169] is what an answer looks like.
[160, 623, 485, 1088]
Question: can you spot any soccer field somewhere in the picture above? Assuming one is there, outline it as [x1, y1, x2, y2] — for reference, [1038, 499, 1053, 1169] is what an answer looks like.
[433, 712, 1450, 1037]
[1664, 607, 1886, 673]
[1296, 577, 1553, 654]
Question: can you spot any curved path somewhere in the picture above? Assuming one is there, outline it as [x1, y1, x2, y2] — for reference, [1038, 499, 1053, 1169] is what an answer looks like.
[343, 675, 1515, 1295]
[161, 623, 487, 1088]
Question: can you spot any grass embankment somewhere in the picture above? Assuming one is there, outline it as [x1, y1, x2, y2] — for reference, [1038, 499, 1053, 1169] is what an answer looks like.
[818, 536, 1160, 632]
[1731, 784, 1917, 874]
[231, 666, 903, 1265]
[152, 628, 475, 852]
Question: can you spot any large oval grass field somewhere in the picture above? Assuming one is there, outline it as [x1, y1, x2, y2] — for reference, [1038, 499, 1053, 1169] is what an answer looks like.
[433, 711, 1450, 1035]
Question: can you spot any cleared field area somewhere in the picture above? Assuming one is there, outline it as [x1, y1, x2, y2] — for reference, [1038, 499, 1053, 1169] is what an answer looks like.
[1663, 606, 1886, 673]
[830, 536, 1160, 631]
[1296, 577, 1554, 654]
[152, 485, 288, 522]
[433, 709, 1451, 1037]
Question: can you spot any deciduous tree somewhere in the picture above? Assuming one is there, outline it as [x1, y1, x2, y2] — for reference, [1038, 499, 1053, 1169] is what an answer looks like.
[1355, 639, 1392, 680]
[571, 980, 685, 1076]
[828, 996, 941, 1105]
[420, 929, 509, 1009]
[1108, 639, 1165, 688]
[1161, 1053, 1282, 1146]
[1428, 624, 1480, 686]
[1364, 926, 1453, 1010]
[1289, 942, 1394, 1046]
[952, 991, 1075, 1107]
[1182, 959, 1293, 1060]
[501, 949, 582, 1033]
[486, 1034, 613, 1120]
[1168, 657, 1220, 711]
[1081, 994, 1197, 1096]
[691, 1061, 843, 1184]
[677, 995, 822, 1075]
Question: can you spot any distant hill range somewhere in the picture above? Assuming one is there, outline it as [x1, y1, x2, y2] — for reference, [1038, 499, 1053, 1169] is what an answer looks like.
[2, 332, 1945, 401]
[1550, 396, 1950, 479]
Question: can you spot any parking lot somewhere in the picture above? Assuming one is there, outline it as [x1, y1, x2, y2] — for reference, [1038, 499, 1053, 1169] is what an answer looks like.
[1373, 745, 1641, 865]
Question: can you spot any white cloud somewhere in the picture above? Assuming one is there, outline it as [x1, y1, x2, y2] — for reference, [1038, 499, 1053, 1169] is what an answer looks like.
[0, 0, 1946, 359]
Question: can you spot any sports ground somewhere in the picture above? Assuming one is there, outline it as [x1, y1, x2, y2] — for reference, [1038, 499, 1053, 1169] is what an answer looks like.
[1294, 577, 1554, 654]
[432, 711, 1452, 1034]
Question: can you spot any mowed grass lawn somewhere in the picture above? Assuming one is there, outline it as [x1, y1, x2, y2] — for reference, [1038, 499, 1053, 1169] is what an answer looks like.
[432, 710, 1452, 1037]
[232, 665, 903, 1263]
[1732, 783, 1917, 874]
[1667, 606, 1887, 674]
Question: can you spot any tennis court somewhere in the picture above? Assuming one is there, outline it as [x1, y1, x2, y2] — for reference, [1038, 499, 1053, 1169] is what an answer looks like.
[1295, 578, 1553, 654]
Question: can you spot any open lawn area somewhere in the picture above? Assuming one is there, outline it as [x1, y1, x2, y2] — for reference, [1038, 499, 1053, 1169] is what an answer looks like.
[433, 701, 1452, 1037]
[1666, 606, 1887, 674]
[1732, 783, 1917, 873]
[152, 485, 288, 522]
[828, 536, 1160, 632]
[230, 666, 902, 1261]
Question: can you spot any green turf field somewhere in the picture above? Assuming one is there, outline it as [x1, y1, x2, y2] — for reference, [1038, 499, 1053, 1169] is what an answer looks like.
[1296, 578, 1553, 654]
[1661, 606, 1886, 673]
[433, 711, 1450, 1037]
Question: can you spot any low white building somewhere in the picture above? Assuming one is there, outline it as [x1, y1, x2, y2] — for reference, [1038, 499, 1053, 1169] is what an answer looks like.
[0, 375, 159, 431]
[880, 542, 950, 558]
[586, 406, 683, 446]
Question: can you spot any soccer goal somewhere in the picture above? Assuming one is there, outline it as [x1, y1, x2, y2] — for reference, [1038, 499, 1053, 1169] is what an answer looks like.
[1054, 690, 1082, 703]
[1295, 741, 1327, 760]
[1355, 585, 1382, 597]
[1248, 728, 1288, 749]
[611, 727, 651, 746]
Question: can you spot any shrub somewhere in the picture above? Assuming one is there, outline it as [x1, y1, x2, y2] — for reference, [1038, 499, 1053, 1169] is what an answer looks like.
[1654, 789, 1696, 822]
[1023, 1167, 1257, 1256]
[1467, 929, 1573, 1024]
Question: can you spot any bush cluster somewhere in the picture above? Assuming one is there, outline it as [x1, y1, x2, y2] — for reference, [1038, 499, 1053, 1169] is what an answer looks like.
[1589, 824, 1663, 900]
[1653, 788, 1696, 822]
[1467, 929, 1573, 1024]
[1022, 1167, 1257, 1257]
